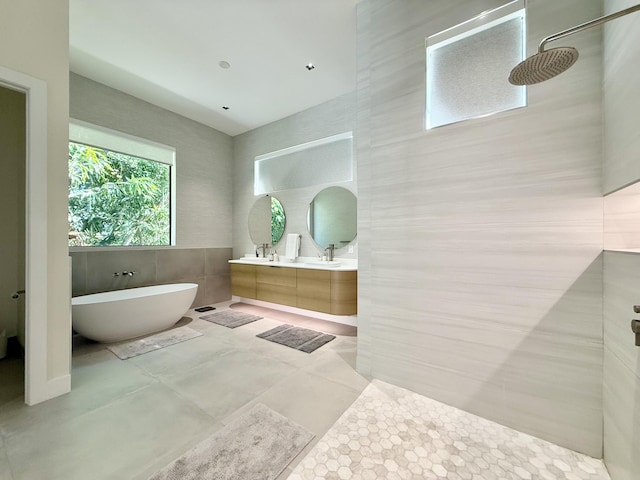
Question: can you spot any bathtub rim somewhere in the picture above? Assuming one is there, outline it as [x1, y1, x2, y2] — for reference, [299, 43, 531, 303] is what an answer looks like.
[72, 282, 199, 306]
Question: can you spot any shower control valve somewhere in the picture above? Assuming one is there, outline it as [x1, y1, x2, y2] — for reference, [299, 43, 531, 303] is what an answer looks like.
[631, 319, 640, 347]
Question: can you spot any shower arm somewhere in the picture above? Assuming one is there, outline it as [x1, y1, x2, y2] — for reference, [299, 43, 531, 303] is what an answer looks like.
[538, 3, 640, 53]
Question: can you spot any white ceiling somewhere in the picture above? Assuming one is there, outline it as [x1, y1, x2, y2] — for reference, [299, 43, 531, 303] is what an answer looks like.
[69, 0, 358, 137]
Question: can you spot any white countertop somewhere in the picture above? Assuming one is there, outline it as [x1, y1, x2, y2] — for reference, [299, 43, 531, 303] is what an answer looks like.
[229, 256, 357, 271]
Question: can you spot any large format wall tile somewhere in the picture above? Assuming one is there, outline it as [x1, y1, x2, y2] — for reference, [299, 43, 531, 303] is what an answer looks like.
[603, 251, 640, 480]
[602, 2, 640, 477]
[603, 348, 640, 480]
[205, 248, 232, 276]
[603, 0, 640, 194]
[603, 252, 640, 372]
[71, 248, 232, 307]
[357, 0, 603, 457]
[205, 274, 231, 305]
[84, 250, 157, 294]
[604, 183, 640, 251]
[156, 248, 205, 282]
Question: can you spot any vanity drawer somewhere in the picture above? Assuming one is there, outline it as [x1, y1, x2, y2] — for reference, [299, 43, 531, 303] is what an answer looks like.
[256, 265, 296, 287]
[256, 266, 297, 306]
[297, 269, 331, 313]
[257, 283, 297, 307]
[230, 264, 256, 298]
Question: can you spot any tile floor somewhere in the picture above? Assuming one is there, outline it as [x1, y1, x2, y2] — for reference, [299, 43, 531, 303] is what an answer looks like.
[288, 380, 611, 480]
[0, 302, 366, 480]
[0, 301, 612, 480]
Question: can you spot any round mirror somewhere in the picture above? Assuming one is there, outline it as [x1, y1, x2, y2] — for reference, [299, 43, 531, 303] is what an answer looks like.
[248, 195, 286, 245]
[307, 186, 357, 248]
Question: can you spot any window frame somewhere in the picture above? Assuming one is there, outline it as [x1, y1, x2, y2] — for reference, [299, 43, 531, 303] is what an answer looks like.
[68, 119, 177, 248]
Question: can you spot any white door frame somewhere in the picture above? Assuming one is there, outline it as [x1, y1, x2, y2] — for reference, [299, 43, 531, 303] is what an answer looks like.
[0, 65, 68, 405]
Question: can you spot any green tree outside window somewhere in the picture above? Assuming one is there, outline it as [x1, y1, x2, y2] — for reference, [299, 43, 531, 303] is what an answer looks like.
[68, 142, 170, 246]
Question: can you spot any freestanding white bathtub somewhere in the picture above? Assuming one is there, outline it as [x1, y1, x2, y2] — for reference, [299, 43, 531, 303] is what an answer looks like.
[72, 283, 198, 343]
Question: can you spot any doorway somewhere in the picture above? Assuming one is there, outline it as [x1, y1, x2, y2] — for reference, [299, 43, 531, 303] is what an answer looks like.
[0, 85, 26, 405]
[0, 65, 69, 405]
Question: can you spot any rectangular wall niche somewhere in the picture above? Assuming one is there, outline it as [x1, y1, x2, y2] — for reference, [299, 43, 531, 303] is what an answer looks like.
[254, 132, 353, 195]
[426, 0, 526, 129]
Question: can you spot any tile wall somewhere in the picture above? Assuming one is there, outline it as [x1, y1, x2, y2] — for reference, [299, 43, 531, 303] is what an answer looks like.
[602, 1, 640, 479]
[70, 248, 233, 308]
[356, 0, 604, 457]
[602, 252, 640, 480]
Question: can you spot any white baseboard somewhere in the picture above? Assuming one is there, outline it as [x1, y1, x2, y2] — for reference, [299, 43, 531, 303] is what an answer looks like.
[26, 374, 71, 406]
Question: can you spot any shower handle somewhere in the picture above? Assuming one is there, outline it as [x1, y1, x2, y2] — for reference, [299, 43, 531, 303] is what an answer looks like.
[632, 319, 640, 347]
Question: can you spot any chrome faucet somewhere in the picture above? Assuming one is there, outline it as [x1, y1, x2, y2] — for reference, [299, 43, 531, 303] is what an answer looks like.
[325, 244, 335, 261]
[261, 243, 269, 258]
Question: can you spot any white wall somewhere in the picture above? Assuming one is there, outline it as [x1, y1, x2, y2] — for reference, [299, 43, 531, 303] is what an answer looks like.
[0, 0, 71, 384]
[233, 93, 357, 260]
[357, 0, 603, 457]
[602, 1, 640, 479]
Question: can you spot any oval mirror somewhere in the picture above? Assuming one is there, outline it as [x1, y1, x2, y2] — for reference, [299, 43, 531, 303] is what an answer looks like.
[248, 195, 286, 245]
[307, 186, 357, 249]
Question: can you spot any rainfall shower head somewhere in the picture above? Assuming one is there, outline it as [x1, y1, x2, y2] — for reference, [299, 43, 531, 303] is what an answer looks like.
[509, 47, 578, 85]
[509, 3, 640, 86]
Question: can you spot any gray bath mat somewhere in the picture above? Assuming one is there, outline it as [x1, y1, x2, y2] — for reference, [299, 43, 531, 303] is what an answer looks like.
[200, 310, 262, 328]
[107, 326, 202, 360]
[257, 324, 336, 353]
[148, 403, 314, 480]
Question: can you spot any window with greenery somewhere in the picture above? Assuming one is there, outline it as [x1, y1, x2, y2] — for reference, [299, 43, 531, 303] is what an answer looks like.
[271, 196, 285, 244]
[69, 142, 171, 246]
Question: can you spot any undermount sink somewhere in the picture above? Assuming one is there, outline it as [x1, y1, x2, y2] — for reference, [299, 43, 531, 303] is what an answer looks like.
[241, 257, 271, 262]
[304, 261, 342, 268]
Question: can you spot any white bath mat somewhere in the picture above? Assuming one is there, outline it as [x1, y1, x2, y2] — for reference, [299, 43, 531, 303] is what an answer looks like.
[107, 326, 202, 360]
[148, 403, 314, 480]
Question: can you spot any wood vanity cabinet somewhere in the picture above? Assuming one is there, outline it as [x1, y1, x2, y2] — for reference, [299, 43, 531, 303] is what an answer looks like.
[230, 264, 357, 315]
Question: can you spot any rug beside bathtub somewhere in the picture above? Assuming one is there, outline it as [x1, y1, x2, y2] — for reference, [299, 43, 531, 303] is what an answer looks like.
[200, 310, 262, 328]
[256, 324, 335, 353]
[148, 403, 314, 480]
[107, 326, 202, 360]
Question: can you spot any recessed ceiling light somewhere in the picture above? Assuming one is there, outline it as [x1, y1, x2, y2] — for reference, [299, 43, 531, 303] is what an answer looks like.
[222, 106, 230, 110]
[305, 63, 315, 71]
[218, 60, 231, 69]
